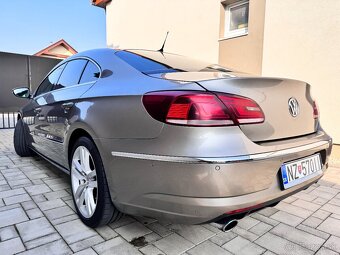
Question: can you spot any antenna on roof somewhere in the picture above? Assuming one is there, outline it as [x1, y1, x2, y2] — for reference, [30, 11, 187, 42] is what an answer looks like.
[159, 31, 169, 53]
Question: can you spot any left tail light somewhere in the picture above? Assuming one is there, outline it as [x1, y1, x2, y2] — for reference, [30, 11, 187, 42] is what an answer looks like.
[142, 91, 265, 127]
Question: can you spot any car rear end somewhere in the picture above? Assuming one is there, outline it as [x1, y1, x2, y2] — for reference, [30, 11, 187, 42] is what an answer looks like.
[105, 50, 332, 224]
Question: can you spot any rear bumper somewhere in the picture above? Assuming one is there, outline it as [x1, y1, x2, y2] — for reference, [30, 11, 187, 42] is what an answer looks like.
[99, 131, 332, 224]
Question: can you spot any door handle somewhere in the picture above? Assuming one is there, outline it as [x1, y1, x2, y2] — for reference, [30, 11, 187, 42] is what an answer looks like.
[34, 107, 42, 114]
[61, 102, 74, 112]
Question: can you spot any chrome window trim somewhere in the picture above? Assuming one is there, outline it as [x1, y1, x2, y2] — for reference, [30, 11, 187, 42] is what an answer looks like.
[33, 56, 102, 100]
[111, 140, 331, 164]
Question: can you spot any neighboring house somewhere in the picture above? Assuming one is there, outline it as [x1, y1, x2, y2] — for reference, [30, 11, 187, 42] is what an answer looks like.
[92, 0, 340, 144]
[34, 39, 77, 59]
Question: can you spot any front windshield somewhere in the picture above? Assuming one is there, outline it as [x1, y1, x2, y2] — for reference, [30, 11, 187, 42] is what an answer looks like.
[115, 50, 232, 74]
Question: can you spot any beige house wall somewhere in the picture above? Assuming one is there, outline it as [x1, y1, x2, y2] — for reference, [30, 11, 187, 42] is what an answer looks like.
[218, 0, 266, 74]
[261, 0, 340, 143]
[105, 0, 221, 63]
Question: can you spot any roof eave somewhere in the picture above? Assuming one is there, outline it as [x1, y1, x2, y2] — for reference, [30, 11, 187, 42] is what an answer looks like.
[92, 0, 111, 8]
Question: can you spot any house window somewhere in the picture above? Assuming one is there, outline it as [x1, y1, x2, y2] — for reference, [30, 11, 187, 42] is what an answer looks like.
[225, 0, 249, 38]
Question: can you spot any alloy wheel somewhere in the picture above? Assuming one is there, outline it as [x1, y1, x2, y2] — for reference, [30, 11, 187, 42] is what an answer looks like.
[71, 146, 98, 218]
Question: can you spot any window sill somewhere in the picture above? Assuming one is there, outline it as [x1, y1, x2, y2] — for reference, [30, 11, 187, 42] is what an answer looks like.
[219, 32, 249, 41]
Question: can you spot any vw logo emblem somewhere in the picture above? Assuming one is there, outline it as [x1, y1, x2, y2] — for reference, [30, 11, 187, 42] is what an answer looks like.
[288, 97, 299, 117]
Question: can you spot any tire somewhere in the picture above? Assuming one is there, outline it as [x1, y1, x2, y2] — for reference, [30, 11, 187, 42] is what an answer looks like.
[70, 136, 122, 227]
[14, 119, 35, 157]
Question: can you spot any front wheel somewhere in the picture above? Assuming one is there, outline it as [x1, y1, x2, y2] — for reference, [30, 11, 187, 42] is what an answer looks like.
[70, 137, 122, 227]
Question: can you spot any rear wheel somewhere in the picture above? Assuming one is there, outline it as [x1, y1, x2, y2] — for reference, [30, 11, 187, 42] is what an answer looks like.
[14, 119, 35, 157]
[70, 137, 122, 227]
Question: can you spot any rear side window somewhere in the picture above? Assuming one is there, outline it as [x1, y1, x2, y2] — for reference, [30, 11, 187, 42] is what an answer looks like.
[116, 50, 177, 74]
[79, 61, 100, 84]
[56, 59, 88, 89]
[35, 64, 65, 97]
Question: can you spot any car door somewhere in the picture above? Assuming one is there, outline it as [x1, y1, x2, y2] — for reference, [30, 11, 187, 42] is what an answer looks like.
[30, 63, 66, 157]
[43, 58, 101, 168]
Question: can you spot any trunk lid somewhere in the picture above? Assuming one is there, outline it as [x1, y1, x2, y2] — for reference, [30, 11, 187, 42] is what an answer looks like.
[150, 72, 317, 142]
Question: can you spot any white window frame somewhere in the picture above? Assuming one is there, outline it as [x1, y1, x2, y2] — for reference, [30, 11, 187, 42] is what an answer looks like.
[224, 0, 249, 39]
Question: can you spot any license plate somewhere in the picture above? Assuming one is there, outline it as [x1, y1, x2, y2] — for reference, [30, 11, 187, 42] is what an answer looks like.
[281, 154, 322, 189]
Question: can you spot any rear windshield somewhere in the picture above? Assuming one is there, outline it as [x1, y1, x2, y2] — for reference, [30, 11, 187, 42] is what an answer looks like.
[115, 50, 231, 75]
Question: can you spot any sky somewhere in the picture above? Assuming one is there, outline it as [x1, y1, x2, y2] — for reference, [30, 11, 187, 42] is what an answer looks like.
[0, 0, 106, 55]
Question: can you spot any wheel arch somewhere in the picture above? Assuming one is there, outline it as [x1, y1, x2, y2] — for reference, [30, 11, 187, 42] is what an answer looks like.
[65, 123, 101, 167]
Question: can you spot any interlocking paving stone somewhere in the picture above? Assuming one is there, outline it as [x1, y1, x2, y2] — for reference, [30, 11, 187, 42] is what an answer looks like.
[222, 236, 265, 255]
[18, 239, 72, 255]
[255, 232, 313, 255]
[0, 226, 18, 241]
[21, 200, 37, 210]
[310, 189, 336, 200]
[293, 192, 317, 202]
[154, 234, 195, 255]
[144, 232, 162, 243]
[209, 231, 237, 246]
[37, 198, 66, 211]
[296, 224, 330, 240]
[140, 244, 165, 255]
[270, 223, 324, 251]
[0, 237, 25, 255]
[93, 237, 141, 255]
[0, 207, 28, 228]
[26, 208, 44, 219]
[70, 235, 105, 252]
[316, 247, 339, 255]
[169, 224, 215, 245]
[95, 225, 118, 240]
[270, 210, 304, 227]
[187, 240, 231, 255]
[237, 217, 260, 230]
[25, 233, 61, 249]
[275, 202, 313, 218]
[73, 248, 98, 255]
[55, 219, 98, 244]
[313, 197, 329, 205]
[313, 210, 332, 220]
[249, 222, 273, 236]
[231, 226, 259, 242]
[318, 217, 340, 237]
[0, 187, 26, 199]
[44, 205, 75, 221]
[324, 235, 340, 253]
[292, 199, 321, 212]
[25, 184, 51, 196]
[44, 189, 70, 200]
[251, 212, 280, 226]
[116, 222, 153, 242]
[16, 217, 55, 243]
[321, 203, 340, 215]
[146, 222, 173, 237]
[108, 215, 136, 229]
[302, 216, 323, 228]
[51, 214, 79, 225]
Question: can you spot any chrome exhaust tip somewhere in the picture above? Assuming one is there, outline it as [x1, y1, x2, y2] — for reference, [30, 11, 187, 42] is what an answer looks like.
[222, 219, 238, 232]
[213, 219, 238, 232]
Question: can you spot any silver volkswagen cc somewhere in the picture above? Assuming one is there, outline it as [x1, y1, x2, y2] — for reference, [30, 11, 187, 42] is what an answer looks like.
[12, 48, 333, 228]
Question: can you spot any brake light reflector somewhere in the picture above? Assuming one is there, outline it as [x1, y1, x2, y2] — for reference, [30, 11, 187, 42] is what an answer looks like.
[142, 91, 265, 126]
[313, 101, 319, 119]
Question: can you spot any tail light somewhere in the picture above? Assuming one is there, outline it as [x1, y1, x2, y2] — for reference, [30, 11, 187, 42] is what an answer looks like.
[313, 101, 319, 119]
[142, 91, 265, 127]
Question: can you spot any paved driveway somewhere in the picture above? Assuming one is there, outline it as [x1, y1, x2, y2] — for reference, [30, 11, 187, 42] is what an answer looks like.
[0, 129, 340, 255]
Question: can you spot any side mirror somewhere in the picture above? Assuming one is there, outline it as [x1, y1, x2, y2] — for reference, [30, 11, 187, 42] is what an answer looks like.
[12, 87, 31, 99]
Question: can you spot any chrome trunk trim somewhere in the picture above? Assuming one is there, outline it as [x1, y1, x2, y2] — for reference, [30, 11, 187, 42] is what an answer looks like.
[111, 140, 331, 164]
